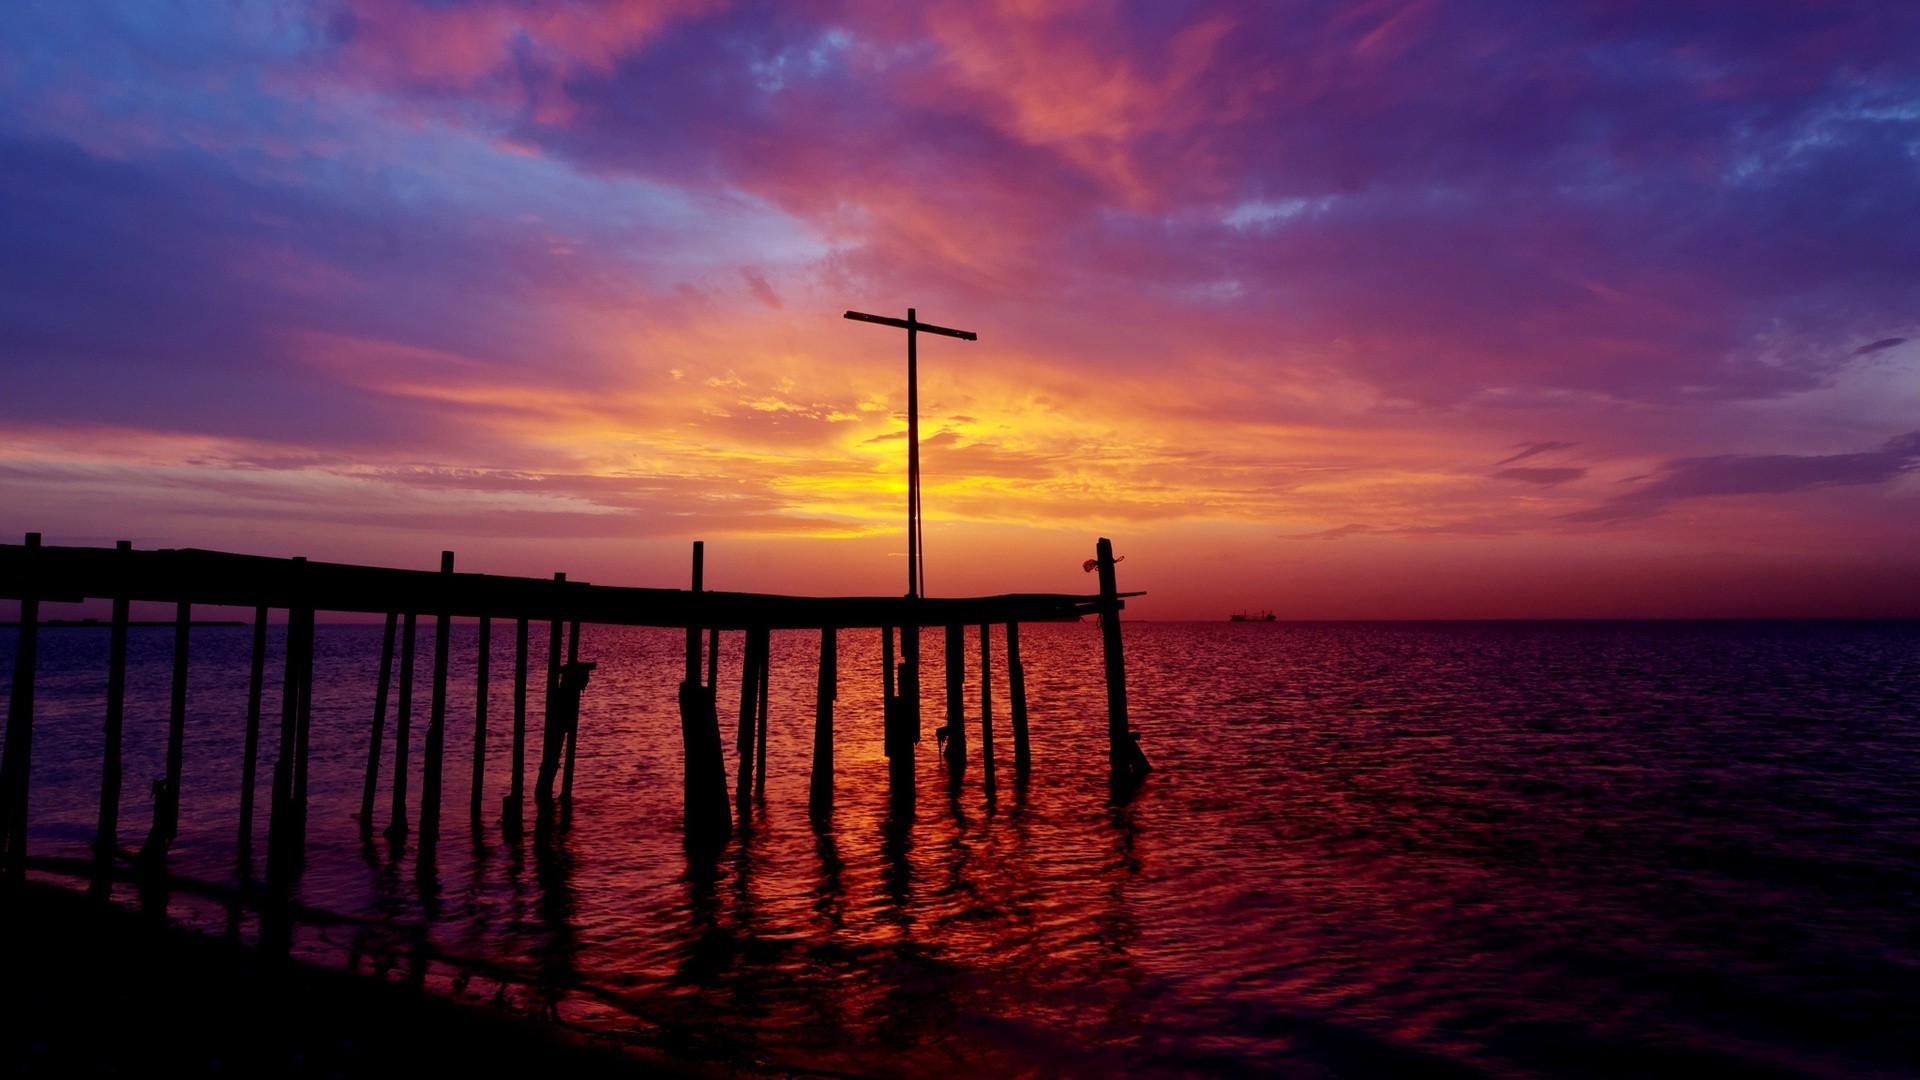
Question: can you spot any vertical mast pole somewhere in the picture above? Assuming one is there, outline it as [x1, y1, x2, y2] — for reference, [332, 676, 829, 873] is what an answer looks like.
[907, 307, 919, 599]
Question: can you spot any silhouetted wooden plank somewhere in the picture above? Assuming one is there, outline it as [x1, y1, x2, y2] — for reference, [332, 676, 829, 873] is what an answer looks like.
[0, 541, 1132, 631]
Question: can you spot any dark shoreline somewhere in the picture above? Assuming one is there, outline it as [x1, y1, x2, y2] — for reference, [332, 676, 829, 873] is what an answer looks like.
[2, 880, 750, 1078]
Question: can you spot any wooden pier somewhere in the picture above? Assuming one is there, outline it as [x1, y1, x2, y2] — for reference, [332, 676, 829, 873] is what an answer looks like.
[1, 533, 1148, 893]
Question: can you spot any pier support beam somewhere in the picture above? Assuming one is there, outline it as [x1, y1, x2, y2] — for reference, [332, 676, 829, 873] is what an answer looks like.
[561, 620, 582, 809]
[883, 626, 917, 807]
[386, 612, 417, 838]
[679, 542, 731, 848]
[504, 617, 528, 831]
[362, 613, 396, 834]
[809, 627, 836, 815]
[753, 626, 770, 800]
[140, 599, 192, 863]
[1, 533, 40, 884]
[92, 542, 132, 893]
[267, 583, 314, 886]
[1096, 538, 1149, 783]
[471, 615, 490, 823]
[1008, 621, 1030, 781]
[979, 624, 995, 794]
[235, 602, 268, 865]
[943, 624, 966, 777]
[420, 551, 453, 848]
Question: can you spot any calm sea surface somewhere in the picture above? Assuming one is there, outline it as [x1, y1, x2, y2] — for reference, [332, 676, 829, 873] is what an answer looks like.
[6, 619, 1917, 1078]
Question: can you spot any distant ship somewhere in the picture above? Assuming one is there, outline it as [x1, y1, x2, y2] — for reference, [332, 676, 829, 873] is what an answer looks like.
[1230, 610, 1275, 622]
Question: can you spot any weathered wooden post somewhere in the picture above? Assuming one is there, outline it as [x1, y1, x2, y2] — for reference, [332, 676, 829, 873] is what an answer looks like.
[235, 602, 268, 862]
[140, 598, 192, 862]
[505, 616, 529, 830]
[561, 619, 582, 807]
[1095, 537, 1148, 782]
[419, 551, 454, 847]
[291, 602, 315, 854]
[735, 626, 763, 817]
[470, 614, 490, 822]
[1, 532, 41, 884]
[679, 542, 731, 846]
[386, 611, 417, 838]
[979, 623, 996, 793]
[536, 626, 592, 816]
[267, 565, 305, 883]
[809, 627, 836, 814]
[533, 574, 566, 818]
[943, 624, 967, 775]
[361, 612, 397, 834]
[753, 625, 770, 800]
[92, 541, 132, 891]
[1007, 621, 1030, 780]
[883, 627, 915, 805]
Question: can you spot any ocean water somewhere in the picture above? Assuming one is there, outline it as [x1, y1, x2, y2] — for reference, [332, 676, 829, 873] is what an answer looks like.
[4, 618, 1917, 1078]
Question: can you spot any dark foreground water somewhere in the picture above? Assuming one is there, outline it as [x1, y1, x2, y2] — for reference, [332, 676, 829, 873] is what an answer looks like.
[5, 619, 1917, 1078]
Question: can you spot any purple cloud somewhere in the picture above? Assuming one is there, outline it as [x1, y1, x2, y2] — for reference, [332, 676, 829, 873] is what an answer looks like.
[1563, 432, 1920, 522]
[1493, 467, 1587, 486]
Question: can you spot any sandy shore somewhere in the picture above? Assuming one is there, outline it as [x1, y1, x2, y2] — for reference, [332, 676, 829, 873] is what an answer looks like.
[2, 879, 762, 1077]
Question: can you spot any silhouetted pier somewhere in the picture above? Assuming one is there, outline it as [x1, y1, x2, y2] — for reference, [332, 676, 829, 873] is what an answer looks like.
[1, 533, 1149, 895]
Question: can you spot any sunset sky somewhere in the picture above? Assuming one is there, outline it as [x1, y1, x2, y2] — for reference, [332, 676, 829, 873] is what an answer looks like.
[3, 1, 1915, 619]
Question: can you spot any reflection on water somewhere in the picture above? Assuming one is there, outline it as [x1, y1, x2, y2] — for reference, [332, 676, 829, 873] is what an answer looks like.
[5, 620, 1919, 1077]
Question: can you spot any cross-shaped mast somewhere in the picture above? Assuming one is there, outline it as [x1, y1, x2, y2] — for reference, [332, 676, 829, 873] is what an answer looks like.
[844, 307, 976, 599]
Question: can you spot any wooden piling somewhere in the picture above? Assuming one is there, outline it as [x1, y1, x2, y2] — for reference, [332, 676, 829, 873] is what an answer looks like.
[362, 613, 396, 832]
[420, 551, 453, 846]
[534, 576, 566, 815]
[1, 533, 41, 883]
[1008, 621, 1030, 780]
[979, 623, 995, 793]
[387, 612, 416, 838]
[883, 627, 912, 803]
[471, 614, 490, 823]
[235, 602, 268, 861]
[753, 625, 770, 800]
[561, 620, 581, 807]
[92, 542, 132, 888]
[1095, 537, 1146, 781]
[267, 582, 304, 883]
[735, 627, 761, 816]
[679, 541, 730, 846]
[142, 599, 191, 860]
[903, 624, 921, 800]
[504, 616, 528, 828]
[291, 603, 315, 854]
[809, 627, 836, 814]
[944, 624, 966, 774]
